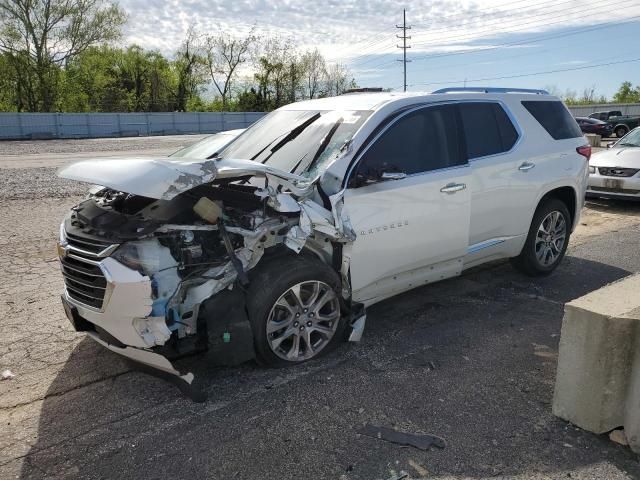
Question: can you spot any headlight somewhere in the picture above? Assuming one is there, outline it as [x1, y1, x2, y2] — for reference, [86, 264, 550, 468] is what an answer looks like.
[111, 240, 178, 275]
[589, 166, 596, 174]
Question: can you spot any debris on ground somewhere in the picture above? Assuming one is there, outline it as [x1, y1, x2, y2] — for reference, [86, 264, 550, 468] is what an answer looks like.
[386, 473, 408, 480]
[1, 369, 15, 380]
[609, 429, 629, 446]
[357, 424, 446, 451]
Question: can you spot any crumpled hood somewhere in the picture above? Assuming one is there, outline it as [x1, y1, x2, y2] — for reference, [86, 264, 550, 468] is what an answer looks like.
[590, 147, 640, 169]
[58, 156, 312, 200]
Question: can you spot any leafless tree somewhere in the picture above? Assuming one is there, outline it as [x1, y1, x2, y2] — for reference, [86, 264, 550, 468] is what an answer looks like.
[325, 63, 355, 96]
[174, 25, 206, 111]
[204, 28, 255, 110]
[301, 49, 327, 99]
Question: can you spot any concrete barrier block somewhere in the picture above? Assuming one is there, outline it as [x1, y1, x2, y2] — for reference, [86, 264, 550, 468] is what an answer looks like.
[624, 329, 640, 453]
[552, 274, 640, 452]
[584, 133, 601, 147]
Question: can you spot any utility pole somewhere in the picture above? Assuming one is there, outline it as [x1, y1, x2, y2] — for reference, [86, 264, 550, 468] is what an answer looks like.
[396, 9, 412, 92]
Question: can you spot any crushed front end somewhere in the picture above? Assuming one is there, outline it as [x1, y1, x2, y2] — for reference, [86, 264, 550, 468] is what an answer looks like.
[57, 161, 360, 400]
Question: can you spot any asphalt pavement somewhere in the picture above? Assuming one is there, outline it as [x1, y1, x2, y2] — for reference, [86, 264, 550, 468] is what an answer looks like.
[1, 136, 639, 479]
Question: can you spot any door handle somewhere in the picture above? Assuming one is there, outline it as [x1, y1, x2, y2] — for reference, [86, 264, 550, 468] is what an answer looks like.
[518, 162, 535, 171]
[440, 182, 466, 194]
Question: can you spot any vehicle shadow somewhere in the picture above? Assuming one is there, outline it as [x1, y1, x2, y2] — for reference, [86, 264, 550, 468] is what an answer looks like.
[17, 255, 640, 479]
[585, 197, 640, 215]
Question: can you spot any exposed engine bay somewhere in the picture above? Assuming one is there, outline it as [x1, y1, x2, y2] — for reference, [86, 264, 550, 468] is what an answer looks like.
[58, 161, 364, 400]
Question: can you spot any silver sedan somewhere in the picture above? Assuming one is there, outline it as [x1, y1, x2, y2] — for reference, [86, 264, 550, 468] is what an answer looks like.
[587, 127, 640, 200]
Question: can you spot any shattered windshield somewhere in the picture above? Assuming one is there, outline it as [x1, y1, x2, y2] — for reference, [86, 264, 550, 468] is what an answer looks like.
[170, 131, 241, 159]
[218, 109, 371, 178]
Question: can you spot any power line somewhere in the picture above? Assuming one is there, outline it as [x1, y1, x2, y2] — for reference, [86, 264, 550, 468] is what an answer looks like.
[347, 0, 599, 68]
[408, 56, 640, 87]
[352, 1, 636, 71]
[396, 9, 412, 92]
[411, 15, 640, 62]
[410, 0, 637, 48]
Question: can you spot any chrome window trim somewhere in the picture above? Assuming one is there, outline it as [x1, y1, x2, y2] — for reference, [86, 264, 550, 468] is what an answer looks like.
[344, 99, 522, 188]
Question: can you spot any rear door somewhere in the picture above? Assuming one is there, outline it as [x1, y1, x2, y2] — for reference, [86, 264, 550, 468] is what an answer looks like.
[458, 102, 522, 255]
[342, 104, 470, 303]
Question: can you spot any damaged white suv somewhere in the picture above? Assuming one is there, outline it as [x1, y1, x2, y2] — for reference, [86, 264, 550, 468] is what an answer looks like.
[58, 88, 589, 398]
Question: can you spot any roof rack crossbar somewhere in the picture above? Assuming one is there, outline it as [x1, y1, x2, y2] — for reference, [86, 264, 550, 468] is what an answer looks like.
[432, 87, 549, 95]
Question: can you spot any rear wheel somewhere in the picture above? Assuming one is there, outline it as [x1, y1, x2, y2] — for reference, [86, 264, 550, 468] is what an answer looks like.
[246, 254, 345, 366]
[511, 198, 571, 276]
[615, 126, 628, 138]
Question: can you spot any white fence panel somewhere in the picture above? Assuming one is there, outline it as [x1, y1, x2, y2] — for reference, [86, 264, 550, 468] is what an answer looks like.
[0, 112, 266, 140]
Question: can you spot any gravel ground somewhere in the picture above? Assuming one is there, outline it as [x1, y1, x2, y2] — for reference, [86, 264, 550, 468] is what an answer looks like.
[0, 134, 206, 156]
[0, 167, 87, 200]
[1, 140, 640, 479]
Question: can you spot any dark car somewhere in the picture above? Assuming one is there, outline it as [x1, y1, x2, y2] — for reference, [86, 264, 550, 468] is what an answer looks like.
[575, 117, 613, 138]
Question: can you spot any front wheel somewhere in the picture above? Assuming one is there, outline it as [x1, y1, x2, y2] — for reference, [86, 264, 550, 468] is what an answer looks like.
[246, 254, 346, 367]
[511, 198, 571, 276]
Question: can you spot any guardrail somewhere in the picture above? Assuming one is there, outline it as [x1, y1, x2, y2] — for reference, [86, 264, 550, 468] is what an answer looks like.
[0, 112, 267, 140]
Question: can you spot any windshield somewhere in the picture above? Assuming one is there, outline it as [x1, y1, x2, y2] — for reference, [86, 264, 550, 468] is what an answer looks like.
[170, 131, 241, 159]
[218, 110, 371, 178]
[616, 128, 640, 147]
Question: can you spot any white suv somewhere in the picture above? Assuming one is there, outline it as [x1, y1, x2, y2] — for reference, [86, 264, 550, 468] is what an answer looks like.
[57, 87, 589, 398]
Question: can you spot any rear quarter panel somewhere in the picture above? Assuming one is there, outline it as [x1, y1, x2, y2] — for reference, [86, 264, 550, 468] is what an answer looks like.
[504, 98, 588, 237]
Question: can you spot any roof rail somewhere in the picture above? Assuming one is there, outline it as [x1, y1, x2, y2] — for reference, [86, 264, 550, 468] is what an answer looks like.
[432, 87, 549, 95]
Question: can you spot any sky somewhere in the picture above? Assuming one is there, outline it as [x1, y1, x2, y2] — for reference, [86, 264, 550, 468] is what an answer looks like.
[118, 0, 640, 99]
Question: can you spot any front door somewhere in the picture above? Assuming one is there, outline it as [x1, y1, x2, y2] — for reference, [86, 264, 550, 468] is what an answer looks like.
[342, 104, 471, 304]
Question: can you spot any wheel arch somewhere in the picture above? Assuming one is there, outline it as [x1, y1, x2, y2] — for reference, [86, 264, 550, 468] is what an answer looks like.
[536, 186, 578, 231]
[613, 124, 630, 136]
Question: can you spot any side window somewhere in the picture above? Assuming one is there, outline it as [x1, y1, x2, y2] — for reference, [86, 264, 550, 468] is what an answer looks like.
[521, 100, 584, 140]
[353, 105, 463, 184]
[459, 102, 518, 159]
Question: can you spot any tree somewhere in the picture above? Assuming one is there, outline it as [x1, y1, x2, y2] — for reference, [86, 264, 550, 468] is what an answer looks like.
[325, 63, 356, 96]
[173, 26, 206, 112]
[301, 49, 327, 99]
[613, 81, 640, 104]
[204, 29, 255, 110]
[0, 0, 126, 111]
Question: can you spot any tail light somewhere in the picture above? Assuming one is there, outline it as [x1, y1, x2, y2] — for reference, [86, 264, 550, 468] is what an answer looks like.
[576, 145, 591, 161]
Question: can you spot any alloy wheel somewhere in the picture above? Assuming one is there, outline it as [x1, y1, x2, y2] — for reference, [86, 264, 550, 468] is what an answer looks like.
[535, 210, 567, 267]
[266, 280, 341, 361]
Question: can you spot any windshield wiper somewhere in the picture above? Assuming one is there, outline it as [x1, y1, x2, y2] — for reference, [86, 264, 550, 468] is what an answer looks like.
[259, 113, 322, 164]
[619, 143, 638, 147]
[300, 117, 344, 174]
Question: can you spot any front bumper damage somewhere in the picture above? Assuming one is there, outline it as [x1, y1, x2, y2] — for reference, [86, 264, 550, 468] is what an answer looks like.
[58, 157, 365, 401]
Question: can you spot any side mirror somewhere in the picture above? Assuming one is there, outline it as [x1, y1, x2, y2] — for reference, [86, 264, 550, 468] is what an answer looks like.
[352, 166, 407, 188]
[607, 143, 613, 149]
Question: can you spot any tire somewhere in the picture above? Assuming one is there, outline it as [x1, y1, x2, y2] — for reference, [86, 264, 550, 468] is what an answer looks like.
[615, 126, 628, 138]
[511, 198, 571, 277]
[245, 253, 346, 367]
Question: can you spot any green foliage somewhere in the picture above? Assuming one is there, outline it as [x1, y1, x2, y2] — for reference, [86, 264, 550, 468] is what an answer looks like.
[613, 81, 640, 103]
[0, 0, 127, 111]
[0, 4, 356, 113]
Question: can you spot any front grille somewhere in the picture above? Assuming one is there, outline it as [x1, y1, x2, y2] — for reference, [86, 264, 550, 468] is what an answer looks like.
[61, 254, 107, 309]
[66, 232, 116, 257]
[598, 167, 639, 177]
[61, 230, 116, 309]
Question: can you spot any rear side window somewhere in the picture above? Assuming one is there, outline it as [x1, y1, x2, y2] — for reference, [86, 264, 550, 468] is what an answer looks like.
[459, 102, 518, 159]
[522, 101, 583, 140]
